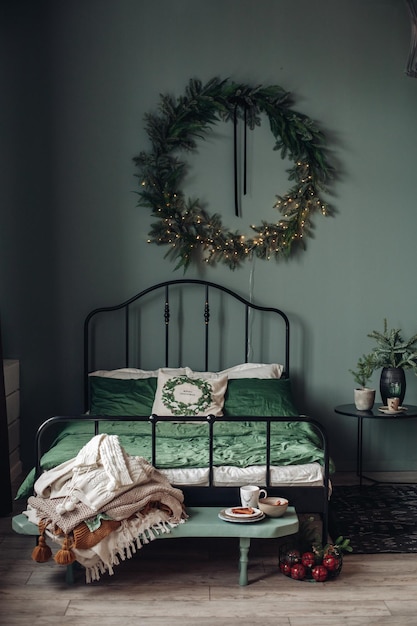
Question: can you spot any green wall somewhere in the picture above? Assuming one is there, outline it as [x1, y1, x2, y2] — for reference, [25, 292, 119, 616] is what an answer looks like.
[1, 0, 417, 472]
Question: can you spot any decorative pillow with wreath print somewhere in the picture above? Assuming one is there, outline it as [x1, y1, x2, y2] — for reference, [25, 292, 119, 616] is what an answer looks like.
[152, 370, 228, 417]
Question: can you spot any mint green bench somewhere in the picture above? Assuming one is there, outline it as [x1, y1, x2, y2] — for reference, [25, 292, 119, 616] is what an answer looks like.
[13, 505, 298, 585]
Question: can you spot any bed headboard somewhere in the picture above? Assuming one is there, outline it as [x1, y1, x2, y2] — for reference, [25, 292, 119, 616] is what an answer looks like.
[83, 279, 290, 410]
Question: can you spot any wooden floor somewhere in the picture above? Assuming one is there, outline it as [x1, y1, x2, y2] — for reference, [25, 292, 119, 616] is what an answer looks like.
[1, 473, 417, 625]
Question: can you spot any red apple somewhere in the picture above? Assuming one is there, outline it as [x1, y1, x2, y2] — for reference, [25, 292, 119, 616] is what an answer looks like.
[323, 554, 340, 572]
[291, 563, 306, 580]
[311, 565, 328, 582]
[301, 551, 316, 568]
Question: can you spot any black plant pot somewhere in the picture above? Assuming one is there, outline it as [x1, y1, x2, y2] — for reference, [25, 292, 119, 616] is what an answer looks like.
[379, 367, 406, 405]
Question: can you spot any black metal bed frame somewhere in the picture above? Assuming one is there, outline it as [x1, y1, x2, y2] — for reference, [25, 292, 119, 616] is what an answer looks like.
[34, 279, 329, 544]
[83, 279, 291, 410]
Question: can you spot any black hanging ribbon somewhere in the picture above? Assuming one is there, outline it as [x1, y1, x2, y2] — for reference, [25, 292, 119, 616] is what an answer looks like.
[234, 105, 239, 217]
[244, 105, 247, 196]
[233, 104, 248, 217]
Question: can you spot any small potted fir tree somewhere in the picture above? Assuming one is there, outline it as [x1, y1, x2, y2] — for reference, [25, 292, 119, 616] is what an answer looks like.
[350, 353, 376, 410]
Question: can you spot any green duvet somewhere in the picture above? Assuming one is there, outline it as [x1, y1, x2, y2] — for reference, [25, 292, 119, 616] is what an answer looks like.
[16, 418, 333, 499]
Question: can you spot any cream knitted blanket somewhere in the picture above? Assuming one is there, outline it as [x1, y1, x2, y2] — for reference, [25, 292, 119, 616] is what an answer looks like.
[33, 434, 156, 511]
[26, 434, 187, 582]
[29, 463, 185, 534]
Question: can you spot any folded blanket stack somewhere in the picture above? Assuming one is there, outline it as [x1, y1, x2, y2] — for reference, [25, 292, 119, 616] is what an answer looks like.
[25, 434, 187, 582]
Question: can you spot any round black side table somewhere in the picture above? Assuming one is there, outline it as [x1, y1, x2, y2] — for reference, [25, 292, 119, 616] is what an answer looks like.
[334, 403, 417, 486]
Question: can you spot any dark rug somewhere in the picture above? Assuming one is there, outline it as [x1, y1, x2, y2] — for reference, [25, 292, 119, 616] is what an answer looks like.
[329, 484, 417, 553]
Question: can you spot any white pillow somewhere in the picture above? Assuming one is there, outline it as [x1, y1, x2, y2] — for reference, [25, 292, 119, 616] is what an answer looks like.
[89, 367, 185, 379]
[152, 370, 228, 417]
[89, 363, 283, 382]
[190, 363, 284, 380]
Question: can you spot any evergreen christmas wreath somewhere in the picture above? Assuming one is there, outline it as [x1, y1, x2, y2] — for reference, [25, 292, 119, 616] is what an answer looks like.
[134, 77, 335, 270]
[161, 375, 212, 416]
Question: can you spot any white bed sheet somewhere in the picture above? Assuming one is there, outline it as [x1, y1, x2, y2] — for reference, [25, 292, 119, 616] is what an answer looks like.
[160, 462, 328, 488]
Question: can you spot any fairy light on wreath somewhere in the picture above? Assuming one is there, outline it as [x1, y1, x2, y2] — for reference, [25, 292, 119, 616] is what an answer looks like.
[134, 77, 335, 270]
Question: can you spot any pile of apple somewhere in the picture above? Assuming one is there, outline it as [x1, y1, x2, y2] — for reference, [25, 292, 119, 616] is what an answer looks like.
[279, 541, 347, 582]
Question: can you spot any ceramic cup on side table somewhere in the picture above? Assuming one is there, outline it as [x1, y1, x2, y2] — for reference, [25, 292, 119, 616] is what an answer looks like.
[240, 485, 267, 508]
[387, 397, 400, 412]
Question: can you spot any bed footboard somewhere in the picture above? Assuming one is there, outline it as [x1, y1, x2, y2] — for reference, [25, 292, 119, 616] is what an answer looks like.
[31, 413, 330, 545]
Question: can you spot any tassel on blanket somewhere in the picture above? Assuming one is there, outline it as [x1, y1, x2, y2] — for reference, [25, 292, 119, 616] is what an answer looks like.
[32, 535, 53, 563]
[54, 535, 76, 565]
[32, 521, 52, 563]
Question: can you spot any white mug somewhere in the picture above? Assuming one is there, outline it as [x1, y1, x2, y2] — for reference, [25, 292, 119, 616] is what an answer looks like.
[240, 485, 267, 508]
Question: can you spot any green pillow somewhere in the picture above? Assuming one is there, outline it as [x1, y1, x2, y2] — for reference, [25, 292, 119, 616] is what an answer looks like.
[223, 378, 298, 416]
[89, 376, 157, 416]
